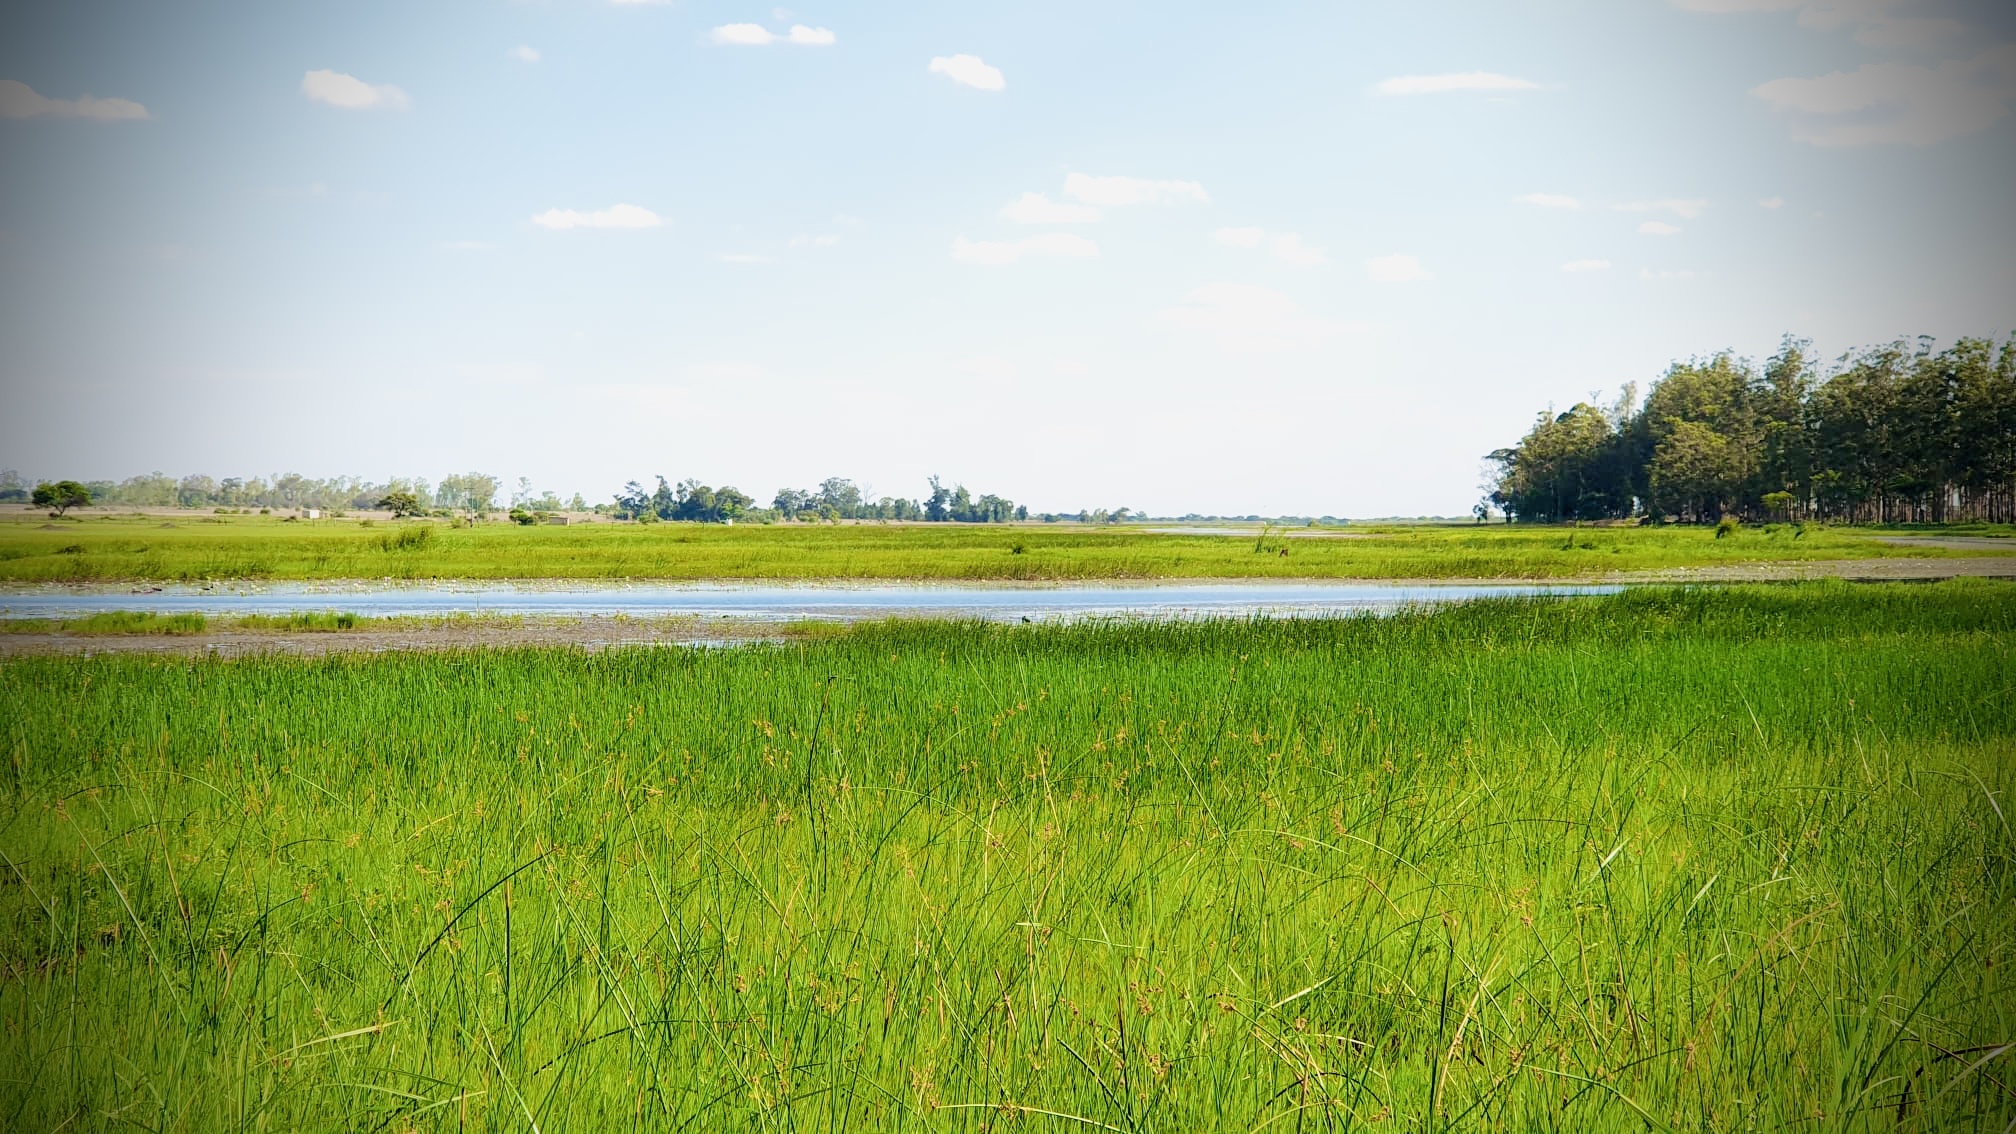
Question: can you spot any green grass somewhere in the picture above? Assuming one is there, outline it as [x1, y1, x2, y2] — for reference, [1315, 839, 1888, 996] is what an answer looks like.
[0, 611, 369, 635]
[232, 610, 364, 632]
[1, 583, 2011, 1131]
[0, 512, 1989, 582]
[0, 609, 211, 635]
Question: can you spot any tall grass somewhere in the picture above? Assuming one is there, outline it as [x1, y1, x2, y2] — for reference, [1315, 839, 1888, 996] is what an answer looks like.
[0, 582, 2011, 1130]
[0, 513, 1985, 582]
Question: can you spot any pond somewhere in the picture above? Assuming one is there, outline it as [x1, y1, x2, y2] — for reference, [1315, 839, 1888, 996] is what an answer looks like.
[0, 580, 1619, 622]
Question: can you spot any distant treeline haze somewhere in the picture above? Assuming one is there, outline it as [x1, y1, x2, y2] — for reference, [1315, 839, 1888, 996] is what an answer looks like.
[0, 469, 1110, 524]
[1488, 333, 2016, 523]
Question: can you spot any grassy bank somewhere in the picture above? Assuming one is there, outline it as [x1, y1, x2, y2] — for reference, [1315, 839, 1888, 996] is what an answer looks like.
[0, 610, 366, 635]
[2, 583, 2012, 1130]
[0, 512, 1980, 582]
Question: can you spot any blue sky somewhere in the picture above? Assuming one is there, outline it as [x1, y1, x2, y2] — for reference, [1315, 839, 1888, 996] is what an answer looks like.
[2, 0, 2012, 515]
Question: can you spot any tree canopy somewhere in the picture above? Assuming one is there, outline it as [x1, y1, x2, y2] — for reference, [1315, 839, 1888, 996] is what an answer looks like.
[31, 480, 92, 517]
[1487, 334, 2016, 523]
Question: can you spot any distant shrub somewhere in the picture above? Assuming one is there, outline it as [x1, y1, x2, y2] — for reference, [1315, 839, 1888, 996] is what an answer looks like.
[63, 611, 208, 636]
[1715, 516, 1741, 539]
[377, 526, 434, 552]
[237, 611, 362, 632]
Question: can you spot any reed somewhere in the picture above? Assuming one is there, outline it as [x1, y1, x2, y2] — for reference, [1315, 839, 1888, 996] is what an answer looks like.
[1, 582, 2010, 1130]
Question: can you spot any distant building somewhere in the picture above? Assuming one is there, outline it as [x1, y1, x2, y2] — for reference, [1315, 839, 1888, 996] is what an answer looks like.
[304, 509, 321, 520]
[545, 515, 570, 525]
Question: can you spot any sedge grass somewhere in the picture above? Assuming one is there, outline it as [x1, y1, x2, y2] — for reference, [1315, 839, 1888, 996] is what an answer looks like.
[0, 582, 2011, 1131]
[0, 512, 1985, 583]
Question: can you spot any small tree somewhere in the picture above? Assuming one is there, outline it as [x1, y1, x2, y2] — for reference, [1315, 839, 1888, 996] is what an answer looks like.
[376, 490, 425, 518]
[32, 480, 92, 517]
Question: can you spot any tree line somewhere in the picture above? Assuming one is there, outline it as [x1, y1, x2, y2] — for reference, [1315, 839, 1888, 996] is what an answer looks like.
[0, 470, 590, 515]
[1486, 333, 2016, 524]
[613, 476, 1030, 523]
[0, 466, 1139, 525]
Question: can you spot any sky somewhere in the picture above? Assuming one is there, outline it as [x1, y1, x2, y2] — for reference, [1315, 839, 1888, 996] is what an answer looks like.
[1, 0, 2012, 517]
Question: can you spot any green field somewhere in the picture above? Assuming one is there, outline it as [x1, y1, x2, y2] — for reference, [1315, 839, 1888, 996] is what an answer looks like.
[0, 512, 1987, 582]
[3, 583, 2011, 1130]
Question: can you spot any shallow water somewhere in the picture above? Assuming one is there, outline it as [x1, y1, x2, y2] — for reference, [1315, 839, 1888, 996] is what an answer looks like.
[0, 580, 1617, 622]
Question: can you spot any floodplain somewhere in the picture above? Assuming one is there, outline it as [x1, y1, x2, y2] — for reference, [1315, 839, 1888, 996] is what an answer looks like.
[1, 582, 2011, 1131]
[1, 509, 2006, 584]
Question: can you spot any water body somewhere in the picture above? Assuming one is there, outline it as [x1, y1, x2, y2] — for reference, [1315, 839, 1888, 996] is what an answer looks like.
[0, 581, 1617, 622]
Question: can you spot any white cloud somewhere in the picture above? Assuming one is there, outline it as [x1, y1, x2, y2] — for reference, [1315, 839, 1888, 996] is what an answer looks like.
[929, 54, 1005, 91]
[788, 233, 840, 247]
[1269, 233, 1328, 266]
[1638, 220, 1683, 236]
[956, 356, 1017, 380]
[1157, 282, 1351, 353]
[0, 79, 148, 121]
[951, 233, 1098, 265]
[1001, 193, 1102, 224]
[1518, 192, 1581, 209]
[720, 253, 773, 263]
[712, 24, 776, 44]
[302, 70, 410, 111]
[1062, 173, 1209, 206]
[511, 45, 541, 64]
[712, 23, 836, 45]
[1366, 254, 1432, 282]
[1211, 227, 1325, 265]
[1750, 46, 2016, 146]
[1759, 196, 1786, 208]
[531, 204, 664, 230]
[1375, 72, 1540, 95]
[1613, 198, 1709, 218]
[1561, 259, 1612, 272]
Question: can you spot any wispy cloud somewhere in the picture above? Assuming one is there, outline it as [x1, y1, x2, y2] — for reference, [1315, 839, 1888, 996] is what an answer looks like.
[720, 253, 772, 263]
[1518, 192, 1581, 209]
[951, 233, 1098, 265]
[712, 23, 836, 46]
[1376, 72, 1540, 95]
[1673, 0, 1965, 50]
[788, 233, 840, 248]
[301, 70, 410, 111]
[1063, 173, 1208, 206]
[1001, 193, 1101, 224]
[511, 45, 541, 64]
[531, 204, 664, 230]
[0, 79, 148, 121]
[1759, 196, 1786, 208]
[1637, 221, 1683, 236]
[1561, 259, 1612, 272]
[1158, 282, 1352, 353]
[1366, 254, 1432, 282]
[929, 54, 1005, 91]
[1613, 198, 1709, 218]
[1213, 227, 1325, 265]
[1751, 46, 2016, 146]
